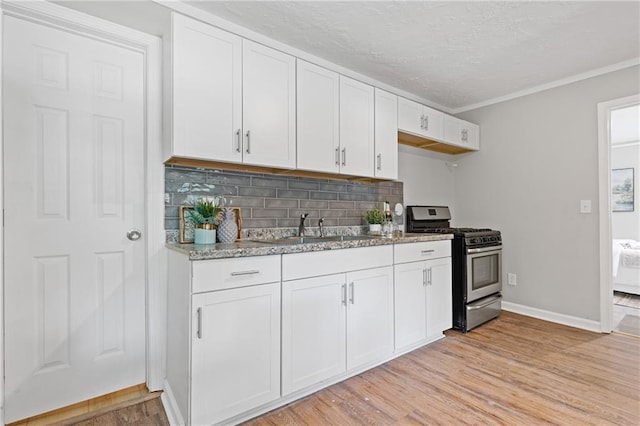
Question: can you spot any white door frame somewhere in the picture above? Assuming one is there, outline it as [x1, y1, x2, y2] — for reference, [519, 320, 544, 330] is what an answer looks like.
[597, 94, 640, 333]
[0, 2, 166, 423]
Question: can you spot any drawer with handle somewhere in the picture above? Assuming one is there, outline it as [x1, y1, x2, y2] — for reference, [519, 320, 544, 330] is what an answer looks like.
[192, 255, 281, 293]
[394, 240, 451, 264]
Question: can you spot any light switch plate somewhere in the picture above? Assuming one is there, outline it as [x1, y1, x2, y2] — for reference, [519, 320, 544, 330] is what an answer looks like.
[580, 200, 592, 214]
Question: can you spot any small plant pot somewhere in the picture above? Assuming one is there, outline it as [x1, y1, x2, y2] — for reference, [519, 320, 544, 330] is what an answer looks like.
[194, 227, 216, 245]
[369, 224, 382, 234]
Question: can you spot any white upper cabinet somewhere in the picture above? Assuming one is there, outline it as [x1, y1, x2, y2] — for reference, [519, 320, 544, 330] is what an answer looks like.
[169, 12, 478, 177]
[242, 40, 296, 169]
[398, 97, 444, 141]
[339, 76, 375, 177]
[296, 60, 340, 173]
[169, 14, 296, 169]
[444, 115, 480, 150]
[374, 88, 398, 180]
[170, 13, 242, 162]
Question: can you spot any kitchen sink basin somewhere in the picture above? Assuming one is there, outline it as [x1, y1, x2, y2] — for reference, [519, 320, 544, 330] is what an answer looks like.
[254, 235, 380, 245]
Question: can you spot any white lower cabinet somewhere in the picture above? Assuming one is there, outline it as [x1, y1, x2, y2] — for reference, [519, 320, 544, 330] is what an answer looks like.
[282, 274, 346, 395]
[166, 241, 451, 424]
[191, 284, 281, 425]
[346, 267, 395, 369]
[394, 242, 452, 353]
[282, 247, 394, 396]
[425, 257, 453, 336]
[166, 251, 281, 425]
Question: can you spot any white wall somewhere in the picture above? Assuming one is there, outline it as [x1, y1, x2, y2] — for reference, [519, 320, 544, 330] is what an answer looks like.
[611, 143, 640, 240]
[452, 65, 640, 321]
[397, 145, 456, 218]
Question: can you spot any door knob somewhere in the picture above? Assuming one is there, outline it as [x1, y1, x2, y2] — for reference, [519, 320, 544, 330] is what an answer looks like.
[127, 228, 142, 241]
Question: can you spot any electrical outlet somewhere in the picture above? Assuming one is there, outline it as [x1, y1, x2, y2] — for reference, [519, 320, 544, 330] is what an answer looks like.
[507, 273, 517, 286]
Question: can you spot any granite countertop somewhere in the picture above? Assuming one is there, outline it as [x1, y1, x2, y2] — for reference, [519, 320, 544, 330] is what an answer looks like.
[167, 233, 453, 261]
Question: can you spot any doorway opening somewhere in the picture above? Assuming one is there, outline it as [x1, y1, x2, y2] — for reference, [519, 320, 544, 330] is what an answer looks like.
[610, 104, 640, 336]
[598, 95, 640, 336]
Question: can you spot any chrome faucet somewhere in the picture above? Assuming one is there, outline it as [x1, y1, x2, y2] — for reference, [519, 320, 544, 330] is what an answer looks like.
[318, 217, 325, 237]
[298, 213, 309, 237]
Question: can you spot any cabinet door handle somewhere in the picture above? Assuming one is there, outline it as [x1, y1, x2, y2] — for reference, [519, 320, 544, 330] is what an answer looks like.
[349, 282, 355, 304]
[461, 128, 468, 142]
[341, 148, 346, 167]
[421, 249, 435, 256]
[196, 307, 202, 339]
[422, 268, 427, 287]
[377, 153, 382, 170]
[335, 147, 340, 166]
[420, 114, 425, 129]
[424, 115, 429, 131]
[235, 129, 241, 153]
[341, 283, 347, 306]
[428, 267, 432, 286]
[245, 130, 251, 154]
[230, 270, 260, 276]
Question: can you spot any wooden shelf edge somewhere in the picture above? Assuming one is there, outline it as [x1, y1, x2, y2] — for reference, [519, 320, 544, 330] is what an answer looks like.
[165, 157, 391, 183]
[397, 131, 474, 155]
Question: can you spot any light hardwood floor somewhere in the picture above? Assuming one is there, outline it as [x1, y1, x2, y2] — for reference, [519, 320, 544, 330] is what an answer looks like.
[246, 311, 640, 425]
[9, 312, 639, 425]
[7, 384, 164, 426]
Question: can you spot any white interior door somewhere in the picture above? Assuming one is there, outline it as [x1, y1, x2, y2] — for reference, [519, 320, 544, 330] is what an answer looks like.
[3, 16, 146, 422]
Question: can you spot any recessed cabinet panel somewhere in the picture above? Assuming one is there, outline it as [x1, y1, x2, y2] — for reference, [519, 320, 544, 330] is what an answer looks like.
[171, 13, 242, 162]
[297, 60, 340, 173]
[339, 76, 375, 177]
[444, 115, 480, 151]
[398, 97, 444, 141]
[422, 105, 444, 141]
[346, 266, 394, 369]
[243, 40, 296, 169]
[397, 97, 424, 136]
[282, 274, 347, 395]
[191, 283, 281, 425]
[374, 89, 398, 180]
[394, 262, 428, 351]
[460, 120, 480, 150]
[426, 257, 453, 337]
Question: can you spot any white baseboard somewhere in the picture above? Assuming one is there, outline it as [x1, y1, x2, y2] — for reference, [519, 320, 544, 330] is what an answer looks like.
[502, 301, 602, 333]
[161, 380, 185, 426]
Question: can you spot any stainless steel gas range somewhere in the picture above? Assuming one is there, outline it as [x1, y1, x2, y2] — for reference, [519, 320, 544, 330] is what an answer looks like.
[406, 206, 502, 332]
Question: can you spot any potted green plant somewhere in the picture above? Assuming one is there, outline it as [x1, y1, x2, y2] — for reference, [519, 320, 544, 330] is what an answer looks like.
[189, 197, 223, 244]
[365, 208, 384, 234]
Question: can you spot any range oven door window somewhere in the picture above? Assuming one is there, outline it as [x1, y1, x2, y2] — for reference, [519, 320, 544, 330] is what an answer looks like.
[466, 248, 502, 302]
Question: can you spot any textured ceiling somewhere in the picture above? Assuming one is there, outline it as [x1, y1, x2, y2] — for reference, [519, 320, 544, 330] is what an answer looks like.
[186, 1, 640, 111]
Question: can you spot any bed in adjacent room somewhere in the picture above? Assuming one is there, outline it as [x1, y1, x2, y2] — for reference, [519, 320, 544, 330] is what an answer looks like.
[613, 239, 640, 295]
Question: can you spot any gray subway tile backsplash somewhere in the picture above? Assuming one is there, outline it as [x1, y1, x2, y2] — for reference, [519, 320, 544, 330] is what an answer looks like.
[164, 165, 404, 236]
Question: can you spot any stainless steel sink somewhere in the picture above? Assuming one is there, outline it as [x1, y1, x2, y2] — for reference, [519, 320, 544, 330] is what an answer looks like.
[254, 235, 380, 245]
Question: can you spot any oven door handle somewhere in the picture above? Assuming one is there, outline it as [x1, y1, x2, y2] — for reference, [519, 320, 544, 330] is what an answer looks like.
[467, 245, 502, 254]
[467, 294, 502, 310]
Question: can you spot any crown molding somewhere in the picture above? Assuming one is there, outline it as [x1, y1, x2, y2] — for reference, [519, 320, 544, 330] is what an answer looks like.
[452, 58, 640, 114]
